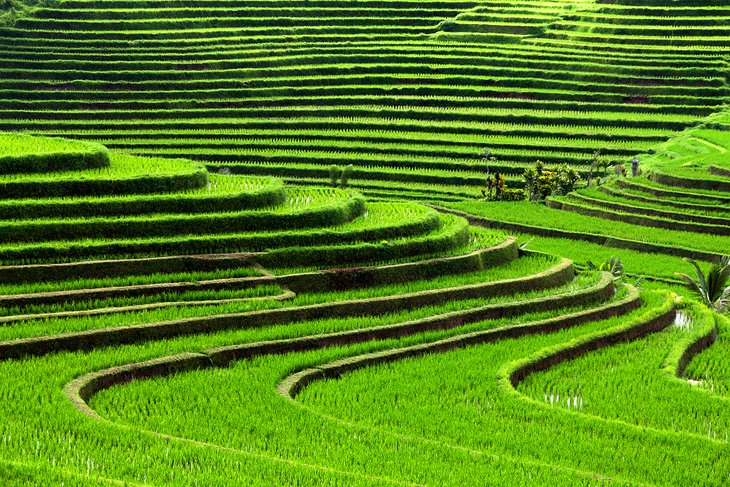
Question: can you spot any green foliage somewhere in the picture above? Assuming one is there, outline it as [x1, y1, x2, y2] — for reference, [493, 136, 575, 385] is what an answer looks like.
[524, 161, 578, 201]
[0, 174, 286, 219]
[447, 200, 730, 258]
[553, 164, 580, 196]
[0, 1, 728, 485]
[329, 164, 339, 187]
[675, 256, 730, 313]
[519, 300, 723, 441]
[685, 313, 730, 395]
[0, 153, 208, 198]
[0, 133, 110, 174]
[341, 164, 353, 188]
[483, 170, 522, 201]
[0, 189, 365, 243]
[487, 187, 524, 202]
[586, 256, 624, 283]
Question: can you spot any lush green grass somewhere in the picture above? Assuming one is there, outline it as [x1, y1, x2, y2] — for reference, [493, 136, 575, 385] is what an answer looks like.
[0, 284, 286, 319]
[0, 0, 721, 192]
[85, 290, 628, 486]
[291, 293, 729, 487]
[0, 252, 562, 340]
[0, 265, 262, 294]
[572, 187, 730, 218]
[506, 230, 696, 281]
[0, 131, 104, 158]
[0, 152, 196, 183]
[446, 200, 729, 255]
[81, 291, 722, 487]
[519, 303, 727, 438]
[0, 173, 286, 218]
[685, 314, 730, 398]
[0, 1, 729, 486]
[0, 201, 446, 264]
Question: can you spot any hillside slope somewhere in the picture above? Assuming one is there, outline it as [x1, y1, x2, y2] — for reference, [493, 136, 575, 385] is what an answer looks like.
[0, 0, 727, 198]
[0, 4, 729, 487]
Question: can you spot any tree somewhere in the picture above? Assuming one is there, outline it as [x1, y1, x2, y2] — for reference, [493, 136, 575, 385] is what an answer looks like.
[675, 256, 730, 313]
[523, 161, 551, 200]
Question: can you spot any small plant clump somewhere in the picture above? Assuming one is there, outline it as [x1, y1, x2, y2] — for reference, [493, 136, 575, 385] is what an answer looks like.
[341, 164, 354, 189]
[329, 165, 340, 187]
[586, 256, 624, 288]
[524, 161, 579, 201]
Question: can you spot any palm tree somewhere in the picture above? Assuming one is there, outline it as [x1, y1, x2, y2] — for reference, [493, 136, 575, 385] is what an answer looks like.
[675, 256, 730, 313]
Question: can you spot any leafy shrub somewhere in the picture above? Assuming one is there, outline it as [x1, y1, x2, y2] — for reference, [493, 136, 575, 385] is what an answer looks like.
[329, 165, 339, 187]
[341, 164, 354, 189]
[487, 188, 524, 202]
[553, 164, 579, 196]
[524, 161, 577, 200]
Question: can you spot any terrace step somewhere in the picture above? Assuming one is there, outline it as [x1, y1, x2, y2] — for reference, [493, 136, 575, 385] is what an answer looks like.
[546, 195, 730, 236]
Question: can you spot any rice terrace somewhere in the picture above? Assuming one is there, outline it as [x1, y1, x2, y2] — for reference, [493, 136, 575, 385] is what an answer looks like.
[0, 0, 729, 484]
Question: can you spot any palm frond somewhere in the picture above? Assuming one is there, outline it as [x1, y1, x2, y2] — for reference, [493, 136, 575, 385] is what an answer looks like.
[677, 256, 730, 311]
[675, 272, 706, 303]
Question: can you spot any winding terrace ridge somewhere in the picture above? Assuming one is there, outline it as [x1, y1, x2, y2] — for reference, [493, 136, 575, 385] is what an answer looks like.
[614, 178, 730, 205]
[0, 237, 520, 322]
[555, 191, 730, 227]
[0, 287, 297, 325]
[65, 272, 629, 416]
[0, 236, 518, 305]
[0, 1, 728, 484]
[596, 184, 730, 214]
[0, 254, 580, 359]
[277, 285, 646, 400]
[545, 196, 730, 236]
[436, 206, 726, 262]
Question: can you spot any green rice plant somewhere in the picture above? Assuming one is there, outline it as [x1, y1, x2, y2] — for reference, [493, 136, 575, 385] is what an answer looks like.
[0, 152, 208, 198]
[0, 201, 439, 264]
[518, 302, 727, 439]
[0, 328, 602, 485]
[446, 201, 730, 257]
[685, 313, 730, 397]
[0, 252, 563, 341]
[0, 174, 287, 219]
[0, 284, 286, 319]
[0, 132, 109, 173]
[0, 188, 365, 243]
[0, 265, 262, 295]
[73, 291, 715, 487]
[0, 2, 727, 484]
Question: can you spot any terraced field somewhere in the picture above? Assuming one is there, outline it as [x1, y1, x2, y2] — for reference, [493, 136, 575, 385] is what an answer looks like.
[1, 0, 730, 485]
[0, 0, 728, 198]
[440, 113, 730, 281]
[0, 132, 725, 485]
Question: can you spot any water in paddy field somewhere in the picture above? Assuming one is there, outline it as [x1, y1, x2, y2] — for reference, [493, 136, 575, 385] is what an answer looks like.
[673, 310, 692, 331]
